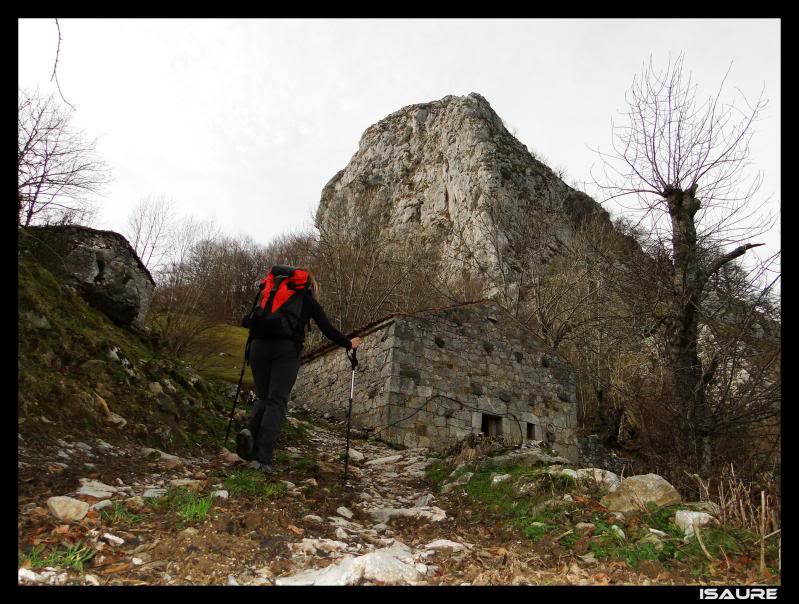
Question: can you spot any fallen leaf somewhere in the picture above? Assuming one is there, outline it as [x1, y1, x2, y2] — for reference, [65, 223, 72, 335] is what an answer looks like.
[286, 524, 304, 536]
[99, 562, 131, 575]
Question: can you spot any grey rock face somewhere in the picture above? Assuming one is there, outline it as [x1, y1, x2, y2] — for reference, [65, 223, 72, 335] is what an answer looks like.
[24, 225, 155, 327]
[316, 93, 608, 284]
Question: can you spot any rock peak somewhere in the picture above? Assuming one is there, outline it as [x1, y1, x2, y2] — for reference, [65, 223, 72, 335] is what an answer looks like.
[319, 94, 607, 283]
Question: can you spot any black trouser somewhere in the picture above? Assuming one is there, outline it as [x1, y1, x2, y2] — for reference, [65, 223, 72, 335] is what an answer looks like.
[245, 338, 301, 465]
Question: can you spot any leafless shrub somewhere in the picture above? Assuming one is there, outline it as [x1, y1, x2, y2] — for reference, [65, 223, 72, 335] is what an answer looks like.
[18, 87, 110, 227]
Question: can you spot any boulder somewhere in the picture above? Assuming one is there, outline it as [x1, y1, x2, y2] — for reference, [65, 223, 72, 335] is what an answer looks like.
[47, 496, 90, 522]
[599, 474, 681, 514]
[24, 225, 155, 327]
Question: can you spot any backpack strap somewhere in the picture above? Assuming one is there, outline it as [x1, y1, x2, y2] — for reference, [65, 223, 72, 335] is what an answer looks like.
[241, 283, 265, 329]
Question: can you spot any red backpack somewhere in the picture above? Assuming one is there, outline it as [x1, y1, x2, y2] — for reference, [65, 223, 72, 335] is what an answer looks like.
[243, 265, 312, 340]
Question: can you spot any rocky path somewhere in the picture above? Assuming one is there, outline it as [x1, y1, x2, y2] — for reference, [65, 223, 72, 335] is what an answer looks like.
[20, 414, 749, 586]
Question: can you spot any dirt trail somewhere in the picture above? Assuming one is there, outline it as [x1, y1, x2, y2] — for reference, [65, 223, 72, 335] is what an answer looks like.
[18, 415, 696, 586]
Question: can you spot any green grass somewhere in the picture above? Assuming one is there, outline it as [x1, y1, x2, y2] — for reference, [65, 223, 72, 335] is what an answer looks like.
[184, 324, 252, 386]
[293, 457, 320, 476]
[146, 487, 214, 524]
[278, 420, 309, 447]
[449, 463, 572, 540]
[424, 460, 451, 486]
[223, 469, 288, 499]
[20, 542, 96, 573]
[100, 502, 142, 526]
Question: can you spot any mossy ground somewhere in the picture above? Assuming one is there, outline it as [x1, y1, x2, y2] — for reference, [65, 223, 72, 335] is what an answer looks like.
[431, 460, 780, 579]
[18, 254, 231, 453]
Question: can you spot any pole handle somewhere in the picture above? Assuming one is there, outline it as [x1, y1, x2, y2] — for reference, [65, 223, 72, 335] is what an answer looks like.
[347, 347, 358, 370]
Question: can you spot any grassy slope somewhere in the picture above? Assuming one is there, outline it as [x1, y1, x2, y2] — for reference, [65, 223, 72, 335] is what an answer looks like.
[18, 254, 232, 453]
[185, 324, 253, 388]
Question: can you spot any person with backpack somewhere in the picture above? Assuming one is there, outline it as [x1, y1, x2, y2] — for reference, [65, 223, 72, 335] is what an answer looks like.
[235, 265, 361, 474]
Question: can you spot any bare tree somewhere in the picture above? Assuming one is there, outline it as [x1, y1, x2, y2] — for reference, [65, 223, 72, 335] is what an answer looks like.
[18, 88, 111, 227]
[313, 202, 441, 335]
[594, 54, 776, 475]
[125, 195, 176, 272]
[149, 217, 221, 354]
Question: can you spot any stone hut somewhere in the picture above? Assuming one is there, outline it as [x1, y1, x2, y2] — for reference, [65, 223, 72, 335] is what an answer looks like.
[292, 300, 578, 462]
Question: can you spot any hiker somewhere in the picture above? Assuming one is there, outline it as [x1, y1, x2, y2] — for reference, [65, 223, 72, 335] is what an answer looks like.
[235, 265, 361, 474]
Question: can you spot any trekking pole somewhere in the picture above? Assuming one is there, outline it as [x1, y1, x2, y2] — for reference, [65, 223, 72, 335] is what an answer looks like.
[343, 348, 358, 481]
[224, 337, 252, 448]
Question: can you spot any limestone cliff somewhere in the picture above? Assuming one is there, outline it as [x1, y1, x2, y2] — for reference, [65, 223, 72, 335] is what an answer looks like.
[317, 93, 609, 279]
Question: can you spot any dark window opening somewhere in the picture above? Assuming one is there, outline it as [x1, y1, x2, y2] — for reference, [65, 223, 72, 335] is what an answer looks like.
[481, 413, 503, 437]
[527, 423, 536, 441]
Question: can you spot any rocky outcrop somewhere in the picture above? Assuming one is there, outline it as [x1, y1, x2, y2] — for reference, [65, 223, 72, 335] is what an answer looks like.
[316, 92, 609, 283]
[21, 225, 155, 327]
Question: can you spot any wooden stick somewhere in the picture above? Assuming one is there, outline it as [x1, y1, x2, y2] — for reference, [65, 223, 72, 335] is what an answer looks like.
[694, 524, 714, 562]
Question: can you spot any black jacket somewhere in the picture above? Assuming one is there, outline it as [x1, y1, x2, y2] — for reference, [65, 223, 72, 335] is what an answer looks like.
[299, 293, 352, 349]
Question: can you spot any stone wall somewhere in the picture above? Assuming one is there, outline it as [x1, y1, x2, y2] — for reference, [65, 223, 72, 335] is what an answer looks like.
[292, 320, 397, 430]
[292, 301, 578, 462]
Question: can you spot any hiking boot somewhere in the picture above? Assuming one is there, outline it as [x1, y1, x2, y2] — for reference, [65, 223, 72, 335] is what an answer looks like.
[246, 460, 275, 475]
[236, 429, 254, 461]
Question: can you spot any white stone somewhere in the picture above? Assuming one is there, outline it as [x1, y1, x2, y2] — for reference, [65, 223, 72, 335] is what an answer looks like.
[370, 506, 446, 524]
[18, 568, 44, 583]
[143, 488, 167, 499]
[212, 490, 229, 500]
[347, 448, 365, 462]
[491, 474, 512, 485]
[675, 510, 715, 538]
[303, 514, 323, 523]
[365, 455, 402, 466]
[337, 506, 354, 519]
[609, 525, 626, 541]
[76, 479, 119, 497]
[46, 496, 89, 522]
[103, 533, 125, 546]
[424, 539, 472, 552]
[91, 500, 114, 511]
[277, 542, 422, 586]
[576, 468, 621, 492]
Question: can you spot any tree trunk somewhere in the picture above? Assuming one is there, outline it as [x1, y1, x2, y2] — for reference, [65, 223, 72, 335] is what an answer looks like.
[666, 188, 713, 476]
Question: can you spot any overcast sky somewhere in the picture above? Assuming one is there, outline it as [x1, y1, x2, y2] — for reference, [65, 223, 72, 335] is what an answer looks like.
[18, 18, 780, 274]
